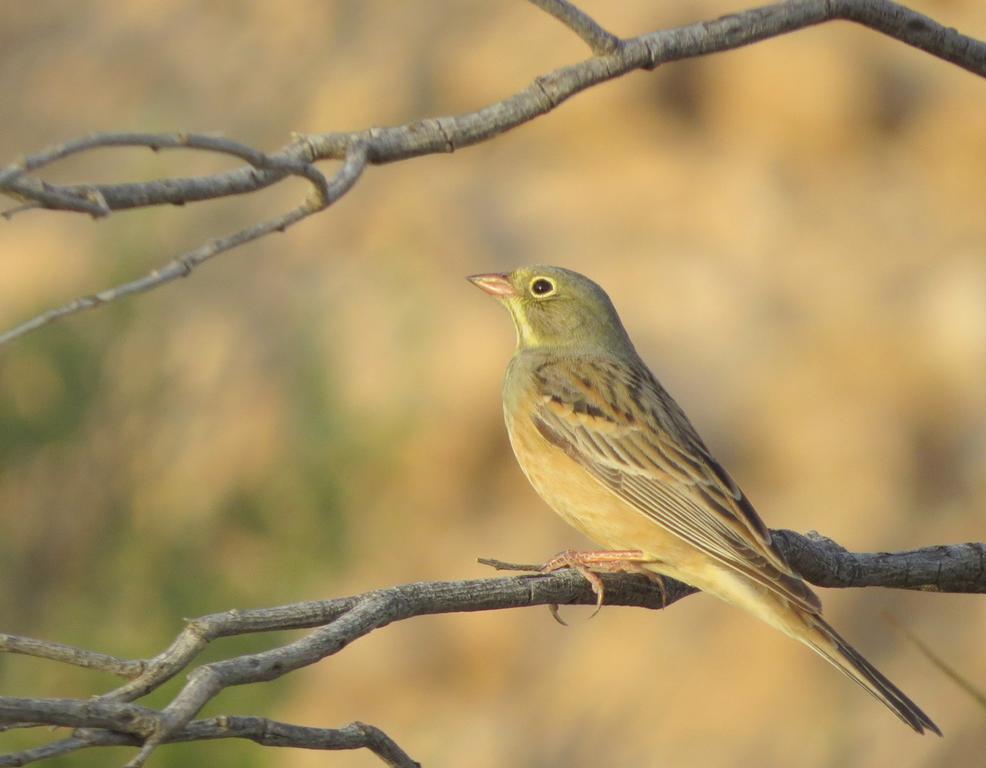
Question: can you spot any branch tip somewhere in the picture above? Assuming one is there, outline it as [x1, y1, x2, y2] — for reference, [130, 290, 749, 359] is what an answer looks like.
[528, 0, 623, 54]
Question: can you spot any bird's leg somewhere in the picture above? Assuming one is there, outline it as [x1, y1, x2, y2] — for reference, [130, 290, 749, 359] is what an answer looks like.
[540, 549, 664, 619]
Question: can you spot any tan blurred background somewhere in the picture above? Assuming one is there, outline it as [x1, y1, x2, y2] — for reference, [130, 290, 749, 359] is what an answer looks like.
[1, 1, 984, 766]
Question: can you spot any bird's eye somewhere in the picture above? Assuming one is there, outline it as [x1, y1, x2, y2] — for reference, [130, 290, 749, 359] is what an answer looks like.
[530, 277, 556, 297]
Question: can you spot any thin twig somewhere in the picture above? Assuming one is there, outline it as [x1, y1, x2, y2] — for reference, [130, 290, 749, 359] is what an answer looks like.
[0, 717, 420, 768]
[0, 146, 367, 346]
[883, 611, 986, 712]
[0, 132, 277, 185]
[0, 734, 93, 767]
[1, 181, 110, 218]
[1, 201, 41, 219]
[0, 635, 144, 679]
[528, 0, 622, 54]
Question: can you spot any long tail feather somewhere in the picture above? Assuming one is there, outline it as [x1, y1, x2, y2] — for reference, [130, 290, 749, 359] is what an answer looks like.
[804, 615, 941, 736]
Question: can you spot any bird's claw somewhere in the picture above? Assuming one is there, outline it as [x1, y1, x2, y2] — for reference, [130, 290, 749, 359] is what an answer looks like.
[548, 603, 568, 626]
[539, 548, 651, 621]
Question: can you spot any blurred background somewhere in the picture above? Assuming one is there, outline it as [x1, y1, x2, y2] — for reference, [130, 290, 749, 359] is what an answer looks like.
[1, 1, 984, 766]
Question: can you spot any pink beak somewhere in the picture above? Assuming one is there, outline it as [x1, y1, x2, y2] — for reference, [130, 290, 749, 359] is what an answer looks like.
[467, 272, 517, 298]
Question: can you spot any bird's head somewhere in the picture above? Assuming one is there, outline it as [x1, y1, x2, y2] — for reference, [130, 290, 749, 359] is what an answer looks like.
[468, 265, 634, 353]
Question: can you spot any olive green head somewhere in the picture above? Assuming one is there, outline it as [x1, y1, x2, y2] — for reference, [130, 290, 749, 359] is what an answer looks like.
[467, 265, 634, 353]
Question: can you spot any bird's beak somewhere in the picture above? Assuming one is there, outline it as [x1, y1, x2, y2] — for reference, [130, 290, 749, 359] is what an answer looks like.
[467, 272, 517, 298]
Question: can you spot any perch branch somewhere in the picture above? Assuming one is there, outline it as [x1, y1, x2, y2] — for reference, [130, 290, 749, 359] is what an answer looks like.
[772, 529, 986, 592]
[0, 529, 982, 767]
[1, 0, 983, 345]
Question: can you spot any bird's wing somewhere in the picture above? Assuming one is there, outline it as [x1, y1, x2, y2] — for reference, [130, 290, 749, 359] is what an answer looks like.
[529, 356, 821, 614]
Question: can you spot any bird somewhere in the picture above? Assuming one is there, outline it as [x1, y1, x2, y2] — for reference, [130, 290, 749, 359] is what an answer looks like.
[468, 264, 940, 735]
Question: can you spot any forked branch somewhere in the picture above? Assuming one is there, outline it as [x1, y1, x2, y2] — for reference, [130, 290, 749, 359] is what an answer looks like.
[1, 529, 983, 767]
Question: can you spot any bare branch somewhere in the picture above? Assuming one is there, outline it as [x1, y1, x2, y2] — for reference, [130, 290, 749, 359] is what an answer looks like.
[773, 530, 986, 592]
[0, 0, 983, 346]
[0, 145, 367, 346]
[0, 635, 143, 679]
[0, 733, 94, 767]
[0, 528, 982, 766]
[0, 132, 332, 186]
[0, 714, 419, 768]
[0, 181, 110, 218]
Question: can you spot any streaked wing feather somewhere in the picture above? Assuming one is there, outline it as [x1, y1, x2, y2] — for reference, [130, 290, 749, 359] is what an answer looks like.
[531, 358, 821, 614]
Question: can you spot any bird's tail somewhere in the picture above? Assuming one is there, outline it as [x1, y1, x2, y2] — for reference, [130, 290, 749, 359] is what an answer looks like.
[800, 614, 941, 736]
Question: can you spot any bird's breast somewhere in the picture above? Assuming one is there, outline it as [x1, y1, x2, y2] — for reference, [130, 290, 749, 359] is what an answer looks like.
[503, 395, 702, 573]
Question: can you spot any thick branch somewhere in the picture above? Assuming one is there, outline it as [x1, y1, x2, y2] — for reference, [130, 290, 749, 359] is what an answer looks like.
[0, 0, 983, 346]
[774, 529, 986, 592]
[0, 529, 981, 767]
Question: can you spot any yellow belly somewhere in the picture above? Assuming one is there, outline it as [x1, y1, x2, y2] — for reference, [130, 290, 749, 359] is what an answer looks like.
[503, 390, 819, 640]
[506, 402, 710, 583]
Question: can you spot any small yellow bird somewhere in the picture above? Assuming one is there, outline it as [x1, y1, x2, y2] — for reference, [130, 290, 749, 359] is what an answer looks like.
[469, 265, 939, 735]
